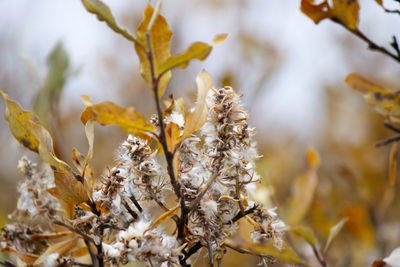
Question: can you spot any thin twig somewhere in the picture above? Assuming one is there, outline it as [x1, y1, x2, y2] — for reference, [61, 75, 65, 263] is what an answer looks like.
[375, 135, 400, 147]
[85, 239, 98, 267]
[71, 260, 94, 267]
[313, 245, 328, 267]
[331, 19, 400, 63]
[0, 261, 15, 267]
[384, 121, 400, 134]
[224, 204, 259, 225]
[52, 220, 95, 244]
[129, 195, 143, 213]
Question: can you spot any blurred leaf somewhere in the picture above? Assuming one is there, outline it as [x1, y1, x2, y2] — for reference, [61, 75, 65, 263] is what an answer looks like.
[374, 0, 383, 6]
[80, 95, 154, 135]
[211, 33, 228, 46]
[144, 205, 180, 233]
[288, 148, 320, 225]
[301, 0, 360, 30]
[83, 120, 96, 190]
[389, 142, 398, 186]
[0, 91, 70, 172]
[81, 0, 140, 44]
[225, 239, 305, 265]
[166, 122, 180, 152]
[30, 232, 73, 240]
[134, 3, 172, 99]
[182, 70, 213, 140]
[345, 72, 400, 117]
[292, 226, 317, 246]
[342, 204, 375, 245]
[371, 260, 386, 267]
[34, 238, 78, 266]
[324, 217, 348, 254]
[33, 42, 69, 128]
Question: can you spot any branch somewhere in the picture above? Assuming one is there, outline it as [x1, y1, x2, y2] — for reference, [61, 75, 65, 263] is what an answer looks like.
[224, 204, 259, 225]
[331, 19, 400, 63]
[0, 261, 15, 267]
[85, 239, 98, 267]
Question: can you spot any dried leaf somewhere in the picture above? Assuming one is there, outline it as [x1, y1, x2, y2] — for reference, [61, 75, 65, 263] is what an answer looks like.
[0, 91, 70, 172]
[166, 122, 180, 152]
[225, 239, 304, 265]
[182, 70, 213, 140]
[144, 205, 180, 233]
[375, 0, 383, 6]
[292, 226, 317, 246]
[48, 171, 88, 218]
[345, 73, 400, 117]
[34, 238, 78, 265]
[31, 232, 73, 240]
[34, 42, 69, 128]
[80, 96, 154, 135]
[212, 33, 228, 46]
[323, 217, 348, 254]
[81, 0, 139, 44]
[301, 0, 360, 30]
[389, 142, 398, 186]
[135, 3, 172, 99]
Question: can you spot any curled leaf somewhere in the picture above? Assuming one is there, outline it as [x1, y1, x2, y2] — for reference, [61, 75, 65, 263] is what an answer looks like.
[144, 205, 180, 233]
[182, 70, 213, 140]
[1, 91, 70, 172]
[301, 0, 360, 30]
[81, 0, 140, 44]
[166, 122, 180, 152]
[80, 96, 154, 135]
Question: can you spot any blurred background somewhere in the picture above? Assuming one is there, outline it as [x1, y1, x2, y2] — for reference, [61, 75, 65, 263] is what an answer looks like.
[1, 0, 400, 266]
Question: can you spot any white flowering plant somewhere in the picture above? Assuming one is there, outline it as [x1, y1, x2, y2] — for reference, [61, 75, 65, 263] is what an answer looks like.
[0, 1, 296, 266]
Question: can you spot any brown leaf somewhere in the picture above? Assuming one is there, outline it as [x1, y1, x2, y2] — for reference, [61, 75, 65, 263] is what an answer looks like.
[134, 3, 172, 98]
[144, 205, 180, 233]
[1, 246, 38, 265]
[80, 96, 154, 135]
[182, 70, 213, 140]
[300, 0, 330, 24]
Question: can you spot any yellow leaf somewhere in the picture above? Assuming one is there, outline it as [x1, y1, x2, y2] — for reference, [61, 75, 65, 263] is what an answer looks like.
[225, 239, 304, 265]
[212, 33, 228, 46]
[292, 226, 317, 246]
[323, 217, 348, 254]
[342, 204, 375, 245]
[166, 122, 180, 152]
[288, 149, 320, 225]
[80, 96, 154, 135]
[81, 0, 140, 44]
[34, 238, 78, 266]
[300, 0, 330, 24]
[182, 70, 213, 140]
[135, 3, 172, 99]
[300, 0, 360, 30]
[389, 142, 398, 186]
[345, 73, 400, 117]
[329, 0, 360, 30]
[159, 42, 212, 74]
[0, 91, 70, 172]
[144, 205, 180, 233]
[30, 232, 73, 240]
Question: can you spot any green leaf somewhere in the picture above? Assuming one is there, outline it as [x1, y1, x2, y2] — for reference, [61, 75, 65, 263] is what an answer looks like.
[34, 42, 69, 128]
[81, 0, 140, 45]
[292, 226, 317, 246]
